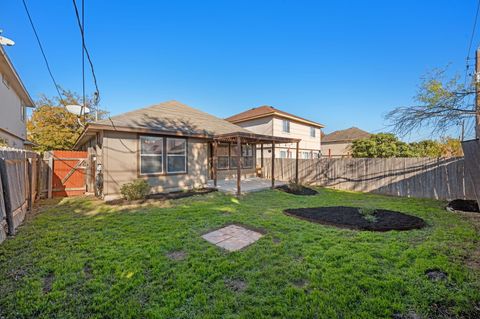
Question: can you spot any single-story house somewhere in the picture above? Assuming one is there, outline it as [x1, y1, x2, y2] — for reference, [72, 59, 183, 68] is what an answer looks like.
[74, 100, 300, 200]
[321, 127, 371, 157]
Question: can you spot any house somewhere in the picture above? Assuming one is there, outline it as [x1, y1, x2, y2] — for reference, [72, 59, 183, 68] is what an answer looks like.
[0, 46, 35, 148]
[225, 106, 324, 159]
[74, 100, 299, 200]
[322, 127, 371, 157]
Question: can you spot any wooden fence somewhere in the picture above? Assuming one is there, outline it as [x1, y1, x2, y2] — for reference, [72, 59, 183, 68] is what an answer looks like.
[262, 157, 475, 201]
[0, 148, 40, 243]
[462, 139, 480, 205]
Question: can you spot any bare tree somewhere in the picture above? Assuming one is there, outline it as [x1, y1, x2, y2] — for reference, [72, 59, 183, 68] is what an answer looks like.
[385, 68, 476, 137]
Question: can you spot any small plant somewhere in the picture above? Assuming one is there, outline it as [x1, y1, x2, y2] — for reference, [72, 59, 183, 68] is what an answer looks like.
[358, 207, 378, 223]
[288, 179, 304, 192]
[120, 179, 150, 200]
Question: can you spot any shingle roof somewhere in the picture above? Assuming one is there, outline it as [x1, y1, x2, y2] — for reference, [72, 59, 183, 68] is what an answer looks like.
[226, 105, 324, 128]
[322, 127, 371, 143]
[93, 100, 251, 137]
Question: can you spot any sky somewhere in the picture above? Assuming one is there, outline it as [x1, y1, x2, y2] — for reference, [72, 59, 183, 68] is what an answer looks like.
[1, 0, 478, 140]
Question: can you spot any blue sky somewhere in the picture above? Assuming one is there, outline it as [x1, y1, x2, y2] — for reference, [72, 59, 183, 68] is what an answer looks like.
[1, 1, 477, 140]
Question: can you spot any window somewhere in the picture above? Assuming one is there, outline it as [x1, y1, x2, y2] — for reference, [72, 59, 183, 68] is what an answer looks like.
[302, 151, 311, 159]
[310, 127, 316, 137]
[217, 144, 229, 169]
[282, 120, 290, 133]
[140, 136, 163, 174]
[230, 144, 240, 169]
[242, 144, 254, 168]
[167, 138, 187, 173]
[280, 150, 287, 158]
[21, 103, 26, 122]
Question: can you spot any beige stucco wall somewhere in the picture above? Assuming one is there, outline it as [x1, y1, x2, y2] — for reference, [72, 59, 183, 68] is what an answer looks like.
[102, 131, 209, 199]
[322, 141, 352, 157]
[0, 73, 27, 148]
[233, 115, 322, 159]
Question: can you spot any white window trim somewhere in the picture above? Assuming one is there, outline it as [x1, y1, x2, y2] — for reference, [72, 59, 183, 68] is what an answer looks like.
[282, 120, 290, 133]
[166, 138, 187, 174]
[139, 136, 164, 175]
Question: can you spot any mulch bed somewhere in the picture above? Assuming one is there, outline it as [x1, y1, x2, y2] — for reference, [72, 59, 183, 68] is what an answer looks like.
[276, 185, 318, 196]
[106, 188, 217, 205]
[284, 206, 426, 231]
[447, 199, 479, 213]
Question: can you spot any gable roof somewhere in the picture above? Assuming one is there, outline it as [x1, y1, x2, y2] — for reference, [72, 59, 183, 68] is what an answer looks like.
[0, 46, 34, 107]
[87, 100, 251, 137]
[226, 105, 324, 128]
[322, 127, 371, 143]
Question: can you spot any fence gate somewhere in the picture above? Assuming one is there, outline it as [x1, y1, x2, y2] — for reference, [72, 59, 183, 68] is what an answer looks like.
[50, 150, 88, 197]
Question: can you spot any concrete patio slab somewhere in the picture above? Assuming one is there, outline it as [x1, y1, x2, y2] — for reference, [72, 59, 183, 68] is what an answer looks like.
[207, 177, 286, 194]
[202, 224, 263, 252]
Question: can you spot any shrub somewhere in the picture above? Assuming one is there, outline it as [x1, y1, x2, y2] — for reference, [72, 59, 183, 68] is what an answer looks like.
[120, 179, 150, 200]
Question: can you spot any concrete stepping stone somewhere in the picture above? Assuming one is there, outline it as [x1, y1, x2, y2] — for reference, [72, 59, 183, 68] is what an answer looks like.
[202, 224, 263, 252]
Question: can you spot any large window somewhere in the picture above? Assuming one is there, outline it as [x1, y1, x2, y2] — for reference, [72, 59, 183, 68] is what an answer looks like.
[167, 138, 187, 173]
[310, 127, 316, 137]
[282, 120, 290, 133]
[140, 136, 163, 175]
[242, 144, 254, 168]
[217, 143, 254, 169]
[139, 136, 187, 175]
[217, 144, 229, 169]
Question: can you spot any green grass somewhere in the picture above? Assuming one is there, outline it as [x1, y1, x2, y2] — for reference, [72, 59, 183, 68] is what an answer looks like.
[0, 188, 479, 318]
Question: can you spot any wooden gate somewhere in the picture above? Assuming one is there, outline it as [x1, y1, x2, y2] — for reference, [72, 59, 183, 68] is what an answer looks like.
[51, 150, 88, 197]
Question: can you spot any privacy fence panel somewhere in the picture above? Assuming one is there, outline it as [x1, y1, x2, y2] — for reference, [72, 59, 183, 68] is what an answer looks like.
[0, 148, 40, 243]
[263, 157, 474, 201]
[462, 139, 480, 205]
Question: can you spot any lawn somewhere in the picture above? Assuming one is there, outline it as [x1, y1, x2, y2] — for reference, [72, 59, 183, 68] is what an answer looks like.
[0, 188, 479, 318]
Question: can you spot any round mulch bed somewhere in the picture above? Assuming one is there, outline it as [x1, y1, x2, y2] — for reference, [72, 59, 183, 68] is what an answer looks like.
[284, 206, 426, 231]
[276, 185, 318, 196]
[447, 199, 479, 213]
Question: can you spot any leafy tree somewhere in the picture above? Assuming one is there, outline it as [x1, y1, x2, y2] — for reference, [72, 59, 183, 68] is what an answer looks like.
[27, 88, 106, 152]
[351, 133, 463, 158]
[385, 67, 477, 137]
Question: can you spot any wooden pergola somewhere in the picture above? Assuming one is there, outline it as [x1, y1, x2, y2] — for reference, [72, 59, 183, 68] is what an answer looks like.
[212, 132, 301, 196]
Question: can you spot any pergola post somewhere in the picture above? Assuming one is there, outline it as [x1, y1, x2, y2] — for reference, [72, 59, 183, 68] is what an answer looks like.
[271, 141, 275, 189]
[236, 136, 242, 196]
[213, 141, 218, 187]
[295, 141, 299, 184]
[260, 144, 264, 169]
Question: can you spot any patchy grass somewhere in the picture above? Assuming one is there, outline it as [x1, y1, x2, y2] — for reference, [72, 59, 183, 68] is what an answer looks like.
[0, 188, 479, 318]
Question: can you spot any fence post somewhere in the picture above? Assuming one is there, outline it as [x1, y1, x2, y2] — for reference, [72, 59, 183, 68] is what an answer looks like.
[0, 157, 15, 235]
[47, 156, 53, 199]
[27, 157, 33, 213]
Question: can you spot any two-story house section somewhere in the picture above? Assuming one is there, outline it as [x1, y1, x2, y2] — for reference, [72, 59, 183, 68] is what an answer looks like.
[226, 105, 324, 159]
[0, 46, 35, 148]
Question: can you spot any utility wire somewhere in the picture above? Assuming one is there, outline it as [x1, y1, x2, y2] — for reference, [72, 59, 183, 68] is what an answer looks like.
[21, 0, 65, 105]
[81, 0, 86, 116]
[72, 0, 100, 106]
[465, 0, 480, 86]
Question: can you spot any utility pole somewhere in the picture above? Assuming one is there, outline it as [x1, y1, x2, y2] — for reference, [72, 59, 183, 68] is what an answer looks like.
[476, 48, 480, 139]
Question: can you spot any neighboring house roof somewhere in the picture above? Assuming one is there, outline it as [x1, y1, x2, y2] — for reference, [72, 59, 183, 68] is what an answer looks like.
[225, 105, 324, 128]
[0, 46, 35, 107]
[322, 127, 371, 143]
[75, 100, 254, 147]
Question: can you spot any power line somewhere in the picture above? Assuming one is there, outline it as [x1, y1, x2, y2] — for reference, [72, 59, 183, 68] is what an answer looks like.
[72, 0, 100, 107]
[467, 0, 480, 60]
[21, 0, 65, 104]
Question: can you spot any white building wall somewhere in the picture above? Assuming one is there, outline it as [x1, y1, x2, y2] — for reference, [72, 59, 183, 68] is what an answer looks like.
[0, 73, 26, 148]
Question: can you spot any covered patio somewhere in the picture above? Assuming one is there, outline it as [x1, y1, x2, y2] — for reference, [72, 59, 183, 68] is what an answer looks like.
[212, 131, 300, 196]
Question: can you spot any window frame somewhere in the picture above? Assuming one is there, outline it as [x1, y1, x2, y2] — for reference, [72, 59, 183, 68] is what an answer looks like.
[166, 137, 187, 174]
[138, 135, 188, 176]
[216, 142, 255, 170]
[282, 119, 290, 133]
[310, 127, 316, 138]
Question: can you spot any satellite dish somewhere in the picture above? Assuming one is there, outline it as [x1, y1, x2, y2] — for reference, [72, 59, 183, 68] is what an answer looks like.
[0, 36, 15, 46]
[66, 104, 90, 115]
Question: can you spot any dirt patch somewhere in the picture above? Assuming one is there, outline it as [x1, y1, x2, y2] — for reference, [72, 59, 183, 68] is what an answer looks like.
[284, 206, 426, 232]
[166, 251, 187, 261]
[272, 237, 282, 244]
[8, 268, 27, 281]
[425, 268, 448, 282]
[225, 279, 247, 292]
[447, 199, 479, 213]
[83, 264, 93, 279]
[276, 185, 318, 196]
[292, 278, 309, 288]
[392, 311, 422, 319]
[106, 188, 217, 205]
[43, 271, 55, 294]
